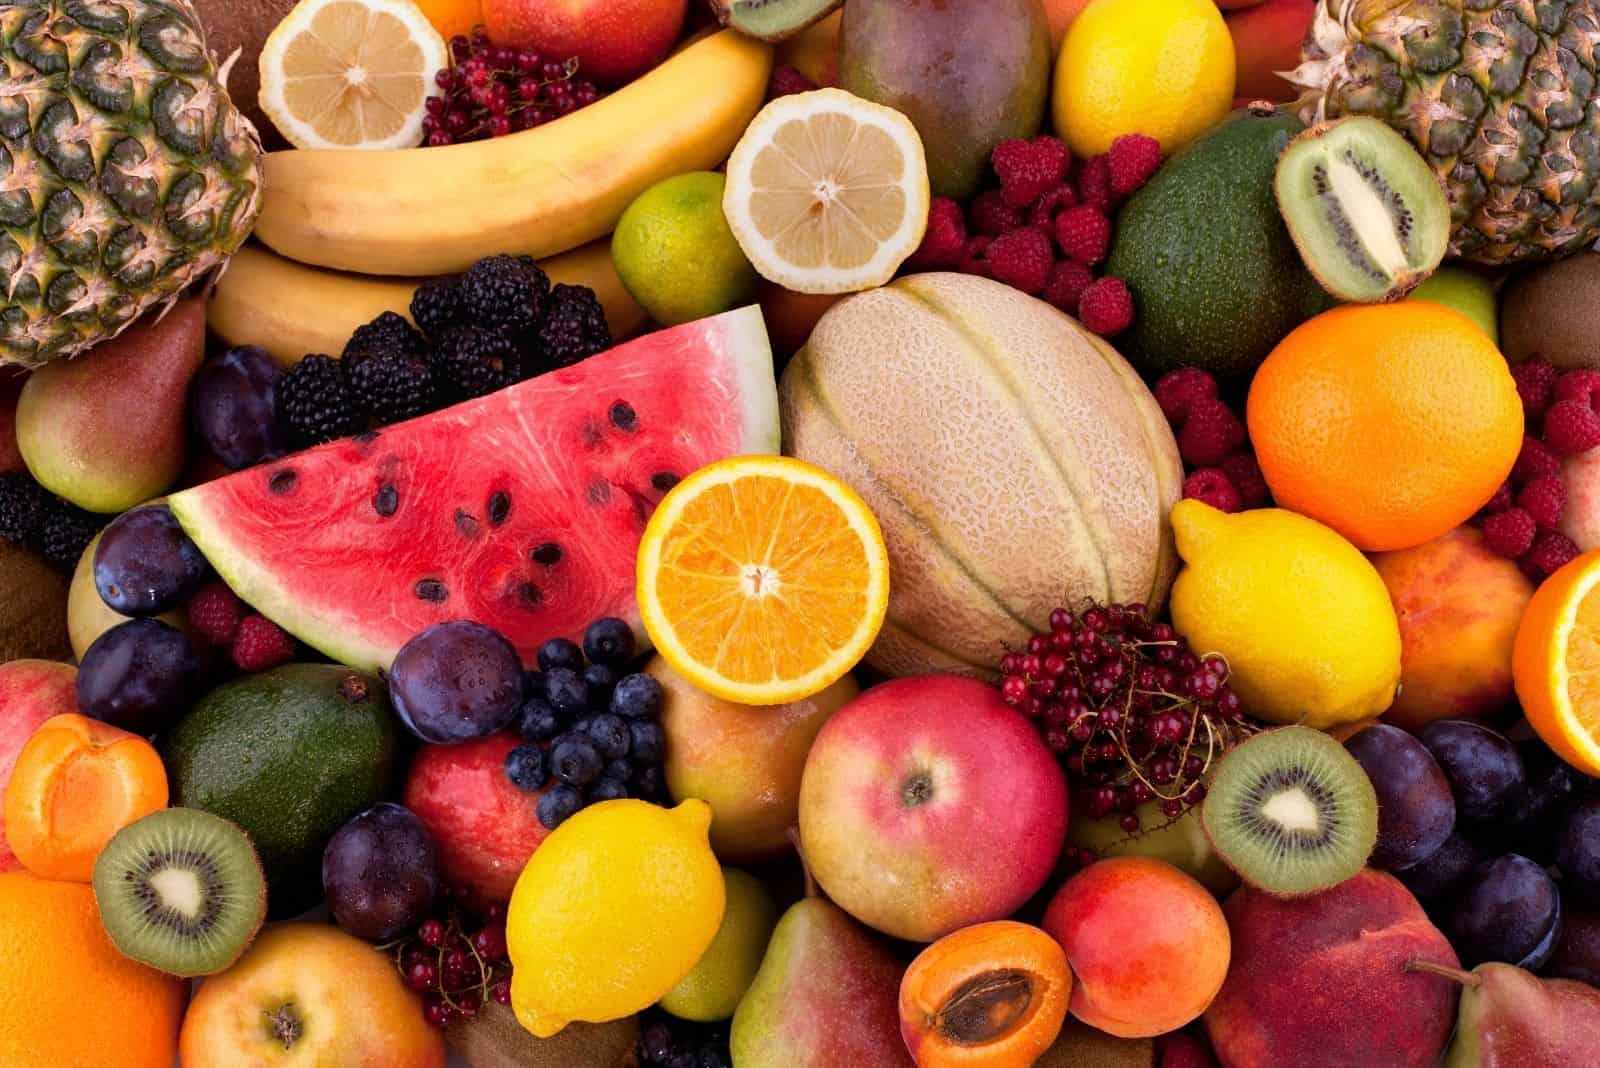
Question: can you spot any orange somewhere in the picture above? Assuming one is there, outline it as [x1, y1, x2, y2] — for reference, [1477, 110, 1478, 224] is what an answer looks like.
[0, 871, 183, 1068]
[636, 455, 890, 705]
[3, 714, 168, 882]
[414, 0, 483, 40]
[1246, 302, 1522, 552]
[1513, 548, 1600, 777]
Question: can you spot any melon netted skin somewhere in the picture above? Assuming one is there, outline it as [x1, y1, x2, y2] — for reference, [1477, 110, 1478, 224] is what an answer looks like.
[780, 272, 1184, 678]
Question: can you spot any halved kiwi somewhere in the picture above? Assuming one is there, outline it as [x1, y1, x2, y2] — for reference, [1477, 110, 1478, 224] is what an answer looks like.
[91, 807, 267, 977]
[1274, 116, 1450, 303]
[1201, 726, 1378, 896]
[708, 0, 841, 42]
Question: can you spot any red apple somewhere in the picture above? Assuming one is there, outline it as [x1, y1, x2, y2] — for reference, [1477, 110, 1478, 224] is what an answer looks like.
[482, 0, 689, 86]
[0, 660, 78, 871]
[402, 731, 548, 905]
[798, 675, 1068, 942]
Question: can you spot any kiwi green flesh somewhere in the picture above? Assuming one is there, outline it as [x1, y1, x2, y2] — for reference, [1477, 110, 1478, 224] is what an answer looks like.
[711, 0, 841, 41]
[1275, 117, 1449, 304]
[1201, 727, 1378, 897]
[92, 807, 266, 978]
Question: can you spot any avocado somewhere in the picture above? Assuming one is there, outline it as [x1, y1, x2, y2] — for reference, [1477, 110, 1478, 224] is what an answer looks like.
[1106, 105, 1331, 380]
[162, 663, 401, 914]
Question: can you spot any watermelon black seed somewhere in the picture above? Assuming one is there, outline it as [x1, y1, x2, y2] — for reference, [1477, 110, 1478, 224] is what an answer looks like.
[651, 472, 680, 493]
[268, 469, 297, 494]
[488, 492, 510, 525]
[518, 582, 544, 607]
[415, 578, 448, 602]
[455, 510, 481, 539]
[373, 484, 398, 517]
[609, 401, 637, 432]
[580, 421, 604, 448]
[588, 481, 611, 506]
[531, 542, 563, 565]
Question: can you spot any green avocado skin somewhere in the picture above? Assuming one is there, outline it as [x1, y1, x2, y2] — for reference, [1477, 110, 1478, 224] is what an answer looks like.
[1107, 108, 1333, 380]
[163, 663, 401, 912]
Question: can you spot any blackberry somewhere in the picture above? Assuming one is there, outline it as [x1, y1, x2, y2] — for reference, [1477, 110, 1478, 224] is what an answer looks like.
[345, 349, 435, 425]
[0, 472, 48, 547]
[530, 284, 611, 372]
[430, 325, 520, 400]
[343, 311, 428, 361]
[36, 498, 105, 572]
[458, 255, 549, 337]
[278, 354, 364, 447]
[410, 277, 464, 341]
[636, 1012, 731, 1068]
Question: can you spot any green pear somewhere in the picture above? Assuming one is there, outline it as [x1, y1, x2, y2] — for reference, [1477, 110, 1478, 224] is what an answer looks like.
[17, 299, 206, 513]
[1408, 267, 1498, 344]
[1411, 959, 1600, 1066]
[660, 868, 778, 1022]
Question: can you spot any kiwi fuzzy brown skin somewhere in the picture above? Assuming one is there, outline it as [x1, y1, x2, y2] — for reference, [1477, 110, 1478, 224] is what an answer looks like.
[0, 541, 71, 662]
[447, 1001, 640, 1068]
[708, 0, 843, 42]
[1501, 252, 1600, 370]
[190, 0, 298, 151]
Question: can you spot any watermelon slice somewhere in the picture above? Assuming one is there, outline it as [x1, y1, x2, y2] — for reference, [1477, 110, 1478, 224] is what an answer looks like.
[170, 307, 777, 671]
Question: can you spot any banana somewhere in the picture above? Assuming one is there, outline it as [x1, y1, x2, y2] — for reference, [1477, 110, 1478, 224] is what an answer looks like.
[252, 30, 773, 277]
[210, 241, 649, 367]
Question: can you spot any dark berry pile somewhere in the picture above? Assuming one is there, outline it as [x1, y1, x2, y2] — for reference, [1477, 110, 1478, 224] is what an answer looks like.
[636, 1010, 731, 1068]
[424, 29, 601, 146]
[385, 898, 511, 1029]
[998, 603, 1255, 832]
[1153, 367, 1272, 514]
[505, 617, 669, 830]
[0, 470, 107, 572]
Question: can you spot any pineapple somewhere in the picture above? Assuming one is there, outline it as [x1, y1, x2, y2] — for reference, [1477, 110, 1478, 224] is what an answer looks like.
[0, 0, 261, 366]
[1288, 0, 1600, 267]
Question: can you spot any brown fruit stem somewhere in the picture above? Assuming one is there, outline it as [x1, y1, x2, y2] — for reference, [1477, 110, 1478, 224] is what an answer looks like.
[787, 824, 818, 900]
[1407, 959, 1480, 988]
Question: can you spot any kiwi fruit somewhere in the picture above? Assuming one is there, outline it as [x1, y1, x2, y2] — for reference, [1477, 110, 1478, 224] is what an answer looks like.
[91, 807, 267, 977]
[1274, 117, 1450, 303]
[708, 0, 842, 42]
[448, 1001, 640, 1068]
[0, 540, 70, 662]
[1501, 252, 1600, 370]
[1201, 726, 1378, 896]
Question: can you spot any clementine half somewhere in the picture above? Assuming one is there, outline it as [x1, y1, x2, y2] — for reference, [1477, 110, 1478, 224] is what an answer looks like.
[1513, 548, 1600, 777]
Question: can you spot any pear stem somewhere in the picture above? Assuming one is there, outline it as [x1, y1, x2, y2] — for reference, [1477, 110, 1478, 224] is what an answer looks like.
[1407, 959, 1480, 988]
[786, 825, 817, 899]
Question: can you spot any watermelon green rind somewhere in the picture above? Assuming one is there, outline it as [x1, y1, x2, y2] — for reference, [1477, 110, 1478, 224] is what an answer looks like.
[170, 306, 778, 672]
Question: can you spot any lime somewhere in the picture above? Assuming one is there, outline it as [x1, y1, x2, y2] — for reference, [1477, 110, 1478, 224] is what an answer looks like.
[612, 172, 759, 325]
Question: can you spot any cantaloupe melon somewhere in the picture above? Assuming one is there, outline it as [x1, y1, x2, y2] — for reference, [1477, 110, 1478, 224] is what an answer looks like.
[780, 273, 1182, 677]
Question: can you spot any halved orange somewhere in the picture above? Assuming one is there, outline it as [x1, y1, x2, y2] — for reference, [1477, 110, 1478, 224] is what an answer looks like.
[637, 455, 890, 705]
[1513, 548, 1600, 776]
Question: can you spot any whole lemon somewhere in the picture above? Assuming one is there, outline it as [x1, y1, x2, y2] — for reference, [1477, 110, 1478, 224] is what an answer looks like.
[1169, 500, 1401, 728]
[506, 799, 724, 1038]
[658, 867, 778, 1022]
[1053, 0, 1235, 157]
[612, 172, 759, 326]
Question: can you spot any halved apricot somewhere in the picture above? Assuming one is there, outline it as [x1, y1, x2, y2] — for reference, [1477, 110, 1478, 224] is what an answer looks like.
[899, 920, 1071, 1067]
[3, 714, 168, 882]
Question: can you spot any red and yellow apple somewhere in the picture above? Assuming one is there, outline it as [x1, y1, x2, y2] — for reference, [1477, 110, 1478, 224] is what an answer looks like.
[0, 659, 77, 871]
[482, 0, 688, 85]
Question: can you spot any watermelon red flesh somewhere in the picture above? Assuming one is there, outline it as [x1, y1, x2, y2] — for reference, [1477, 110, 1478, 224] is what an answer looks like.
[170, 307, 777, 672]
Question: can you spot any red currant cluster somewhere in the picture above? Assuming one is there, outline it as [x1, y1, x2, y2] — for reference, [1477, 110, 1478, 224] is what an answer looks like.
[998, 603, 1255, 831]
[385, 902, 511, 1028]
[424, 29, 601, 146]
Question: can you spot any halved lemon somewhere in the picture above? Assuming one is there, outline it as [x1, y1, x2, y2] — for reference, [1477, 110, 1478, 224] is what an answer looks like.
[722, 88, 930, 295]
[1513, 548, 1600, 776]
[259, 0, 448, 150]
[637, 455, 890, 705]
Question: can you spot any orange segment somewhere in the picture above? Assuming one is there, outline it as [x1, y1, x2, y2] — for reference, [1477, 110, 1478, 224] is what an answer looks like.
[1513, 548, 1600, 776]
[638, 456, 890, 705]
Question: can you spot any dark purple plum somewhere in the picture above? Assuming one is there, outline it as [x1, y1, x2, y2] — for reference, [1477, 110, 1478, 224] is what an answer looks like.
[1344, 723, 1456, 870]
[93, 505, 210, 616]
[1396, 831, 1482, 903]
[388, 621, 524, 743]
[322, 802, 440, 941]
[1470, 740, 1582, 865]
[189, 345, 286, 470]
[1447, 854, 1562, 969]
[76, 618, 200, 736]
[1419, 720, 1525, 825]
[1557, 800, 1600, 907]
[1547, 910, 1600, 987]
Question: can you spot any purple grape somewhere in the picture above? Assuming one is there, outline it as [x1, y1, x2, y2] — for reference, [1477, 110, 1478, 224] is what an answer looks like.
[1344, 724, 1457, 870]
[1419, 720, 1525, 825]
[388, 621, 524, 743]
[76, 618, 199, 736]
[189, 346, 286, 470]
[1447, 854, 1562, 969]
[322, 802, 440, 941]
[1396, 831, 1482, 903]
[1557, 800, 1600, 907]
[93, 505, 209, 616]
[1547, 910, 1600, 986]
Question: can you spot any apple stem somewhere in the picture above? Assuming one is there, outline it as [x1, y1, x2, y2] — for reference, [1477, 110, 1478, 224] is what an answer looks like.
[1407, 959, 1479, 988]
[787, 825, 818, 899]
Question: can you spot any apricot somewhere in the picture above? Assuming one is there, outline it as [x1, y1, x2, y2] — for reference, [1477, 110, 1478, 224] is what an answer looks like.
[1042, 857, 1229, 1039]
[899, 921, 1070, 1067]
[3, 714, 168, 882]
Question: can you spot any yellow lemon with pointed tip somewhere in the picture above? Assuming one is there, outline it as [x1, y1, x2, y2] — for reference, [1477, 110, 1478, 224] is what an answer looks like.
[506, 799, 724, 1038]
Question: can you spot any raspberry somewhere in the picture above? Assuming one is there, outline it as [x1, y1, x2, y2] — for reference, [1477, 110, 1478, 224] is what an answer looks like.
[958, 235, 992, 278]
[1514, 435, 1562, 483]
[1154, 368, 1220, 426]
[1078, 276, 1134, 337]
[766, 64, 816, 101]
[1518, 476, 1567, 530]
[907, 197, 967, 270]
[992, 136, 1071, 208]
[969, 189, 1022, 238]
[1221, 451, 1271, 508]
[1182, 467, 1242, 512]
[1544, 399, 1600, 456]
[1028, 183, 1078, 231]
[1479, 480, 1514, 516]
[1077, 154, 1112, 213]
[1054, 205, 1112, 266]
[1555, 369, 1600, 412]
[1511, 359, 1558, 421]
[1178, 398, 1246, 467]
[1108, 134, 1162, 196]
[1041, 260, 1094, 314]
[187, 581, 246, 647]
[985, 227, 1054, 295]
[232, 615, 296, 673]
[1482, 508, 1537, 558]
[1525, 530, 1581, 578]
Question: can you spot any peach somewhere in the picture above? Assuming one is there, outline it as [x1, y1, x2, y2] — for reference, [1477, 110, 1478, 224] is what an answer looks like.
[482, 0, 688, 85]
[775, 8, 841, 86]
[1043, 857, 1230, 1039]
[0, 660, 76, 871]
[1561, 445, 1600, 552]
[1227, 0, 1314, 103]
[1371, 526, 1533, 731]
[798, 676, 1068, 942]
[1204, 869, 1460, 1068]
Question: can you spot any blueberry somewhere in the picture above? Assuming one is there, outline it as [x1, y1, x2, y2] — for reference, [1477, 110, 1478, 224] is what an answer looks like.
[588, 777, 629, 803]
[504, 744, 549, 793]
[604, 758, 634, 782]
[523, 669, 545, 696]
[583, 617, 636, 668]
[586, 714, 631, 760]
[536, 784, 584, 829]
[629, 721, 665, 764]
[583, 663, 618, 706]
[537, 637, 585, 673]
[543, 667, 589, 717]
[551, 736, 603, 786]
[632, 764, 666, 800]
[611, 673, 662, 720]
[516, 696, 562, 741]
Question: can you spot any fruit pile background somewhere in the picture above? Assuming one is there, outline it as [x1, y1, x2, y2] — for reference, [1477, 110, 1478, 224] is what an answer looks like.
[5, 0, 1600, 1066]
